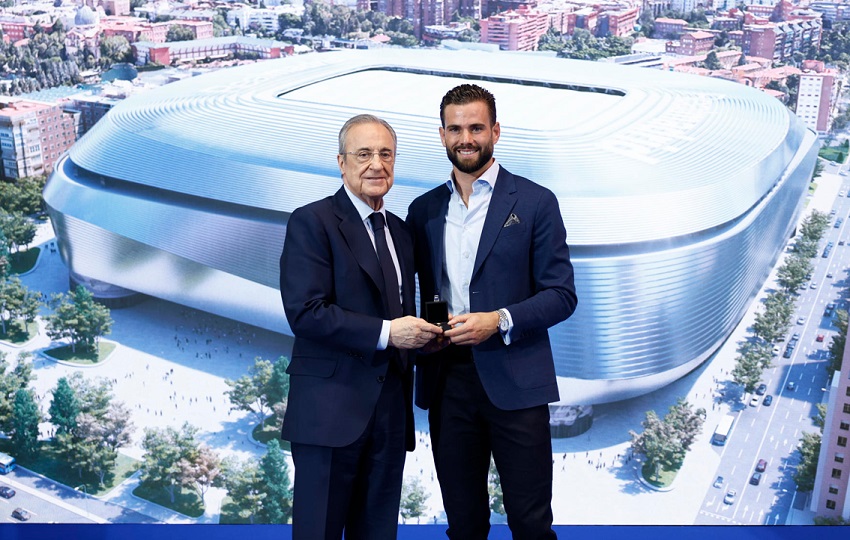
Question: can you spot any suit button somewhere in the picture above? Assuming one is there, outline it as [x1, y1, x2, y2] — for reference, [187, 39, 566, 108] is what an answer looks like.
[377, 375, 386, 383]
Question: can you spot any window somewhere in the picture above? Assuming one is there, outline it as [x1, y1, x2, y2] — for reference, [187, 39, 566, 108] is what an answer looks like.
[829, 485, 839, 494]
[845, 387, 850, 397]
[844, 403, 850, 414]
[837, 453, 845, 463]
[827, 500, 837, 510]
[832, 468, 842, 479]
[840, 436, 848, 447]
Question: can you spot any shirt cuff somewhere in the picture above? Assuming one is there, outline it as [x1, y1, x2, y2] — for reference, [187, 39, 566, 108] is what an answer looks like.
[501, 308, 514, 346]
[378, 320, 391, 350]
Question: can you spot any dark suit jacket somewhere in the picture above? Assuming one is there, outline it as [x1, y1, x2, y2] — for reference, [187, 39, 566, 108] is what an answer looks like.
[407, 165, 577, 412]
[280, 187, 416, 451]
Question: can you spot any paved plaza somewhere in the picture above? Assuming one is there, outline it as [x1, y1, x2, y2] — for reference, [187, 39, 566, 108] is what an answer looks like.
[3, 167, 840, 525]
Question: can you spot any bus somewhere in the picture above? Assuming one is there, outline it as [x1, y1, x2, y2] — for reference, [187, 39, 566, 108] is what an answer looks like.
[0, 452, 15, 474]
[712, 414, 735, 446]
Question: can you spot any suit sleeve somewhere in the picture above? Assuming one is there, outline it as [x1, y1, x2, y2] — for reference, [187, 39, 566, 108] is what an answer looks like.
[507, 188, 577, 341]
[280, 205, 383, 352]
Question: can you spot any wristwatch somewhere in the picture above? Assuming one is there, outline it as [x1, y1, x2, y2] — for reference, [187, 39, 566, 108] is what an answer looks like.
[497, 309, 510, 334]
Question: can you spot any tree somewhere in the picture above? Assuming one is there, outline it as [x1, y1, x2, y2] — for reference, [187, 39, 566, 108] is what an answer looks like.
[45, 285, 113, 354]
[0, 278, 41, 336]
[0, 212, 36, 253]
[265, 356, 290, 407]
[777, 255, 811, 293]
[99, 35, 134, 66]
[166, 25, 196, 42]
[662, 398, 705, 451]
[11, 388, 40, 457]
[225, 357, 275, 424]
[828, 309, 847, 376]
[488, 458, 504, 515]
[732, 343, 765, 392]
[0, 352, 34, 433]
[703, 51, 722, 70]
[794, 431, 821, 492]
[223, 457, 264, 524]
[179, 444, 222, 500]
[399, 476, 429, 524]
[49, 376, 79, 436]
[141, 423, 201, 504]
[630, 410, 682, 481]
[259, 439, 292, 523]
[101, 401, 134, 453]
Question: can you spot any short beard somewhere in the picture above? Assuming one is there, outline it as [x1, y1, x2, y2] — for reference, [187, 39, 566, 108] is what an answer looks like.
[446, 144, 493, 175]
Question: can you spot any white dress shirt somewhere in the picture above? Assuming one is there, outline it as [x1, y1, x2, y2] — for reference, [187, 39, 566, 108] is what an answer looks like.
[343, 186, 400, 350]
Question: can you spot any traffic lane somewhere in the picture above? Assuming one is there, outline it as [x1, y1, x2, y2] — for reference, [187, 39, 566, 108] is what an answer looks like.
[1, 468, 154, 523]
[0, 481, 90, 523]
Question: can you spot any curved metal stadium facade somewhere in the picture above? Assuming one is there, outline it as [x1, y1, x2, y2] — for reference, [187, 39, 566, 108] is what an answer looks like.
[44, 49, 819, 421]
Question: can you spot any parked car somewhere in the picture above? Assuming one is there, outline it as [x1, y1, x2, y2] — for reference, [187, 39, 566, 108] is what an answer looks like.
[763, 395, 774, 406]
[713, 475, 724, 488]
[11, 508, 31, 521]
[750, 472, 763, 486]
[0, 486, 15, 499]
[756, 383, 767, 395]
[817, 334, 825, 342]
[724, 489, 737, 504]
[749, 395, 760, 407]
[756, 459, 767, 472]
[787, 381, 797, 391]
[826, 303, 836, 316]
[797, 316, 806, 325]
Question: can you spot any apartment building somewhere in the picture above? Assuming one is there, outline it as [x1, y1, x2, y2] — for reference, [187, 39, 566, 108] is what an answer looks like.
[0, 99, 78, 180]
[811, 328, 850, 520]
[794, 61, 840, 134]
[479, 6, 549, 51]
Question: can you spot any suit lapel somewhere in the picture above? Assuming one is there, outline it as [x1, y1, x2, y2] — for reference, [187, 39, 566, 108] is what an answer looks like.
[472, 168, 517, 280]
[332, 188, 383, 294]
[426, 186, 452, 297]
[386, 213, 413, 314]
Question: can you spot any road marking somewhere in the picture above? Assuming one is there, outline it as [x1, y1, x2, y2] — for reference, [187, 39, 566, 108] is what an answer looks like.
[0, 477, 105, 523]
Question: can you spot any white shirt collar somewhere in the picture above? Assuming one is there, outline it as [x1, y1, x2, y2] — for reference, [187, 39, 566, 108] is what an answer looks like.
[343, 185, 385, 223]
[445, 160, 500, 193]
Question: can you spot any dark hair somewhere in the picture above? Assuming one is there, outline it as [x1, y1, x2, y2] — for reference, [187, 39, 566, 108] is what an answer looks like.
[338, 114, 397, 155]
[439, 84, 497, 127]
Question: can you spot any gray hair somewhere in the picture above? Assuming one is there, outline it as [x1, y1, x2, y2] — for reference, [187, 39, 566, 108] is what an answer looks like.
[338, 114, 397, 155]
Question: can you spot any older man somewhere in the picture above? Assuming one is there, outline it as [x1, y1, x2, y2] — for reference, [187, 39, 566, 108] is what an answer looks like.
[280, 114, 442, 540]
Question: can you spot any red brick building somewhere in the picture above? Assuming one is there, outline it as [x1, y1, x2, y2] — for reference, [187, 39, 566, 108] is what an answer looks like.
[0, 99, 78, 180]
[480, 6, 549, 51]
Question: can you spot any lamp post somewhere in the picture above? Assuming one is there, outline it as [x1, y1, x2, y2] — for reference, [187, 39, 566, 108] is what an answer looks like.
[74, 484, 90, 521]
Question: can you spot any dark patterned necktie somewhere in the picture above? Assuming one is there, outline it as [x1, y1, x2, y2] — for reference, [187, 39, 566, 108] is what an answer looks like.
[369, 212, 402, 319]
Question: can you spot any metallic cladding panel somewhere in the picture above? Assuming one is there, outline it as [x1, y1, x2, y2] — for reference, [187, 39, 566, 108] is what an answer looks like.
[43, 49, 818, 405]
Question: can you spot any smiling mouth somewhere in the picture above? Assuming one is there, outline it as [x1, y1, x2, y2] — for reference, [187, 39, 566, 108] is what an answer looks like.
[456, 146, 479, 156]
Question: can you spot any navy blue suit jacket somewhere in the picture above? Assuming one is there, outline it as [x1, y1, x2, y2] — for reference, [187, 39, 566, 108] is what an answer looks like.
[280, 187, 416, 450]
[407, 166, 577, 411]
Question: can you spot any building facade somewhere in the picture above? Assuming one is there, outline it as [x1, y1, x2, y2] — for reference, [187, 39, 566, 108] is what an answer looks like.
[795, 62, 840, 134]
[0, 98, 77, 180]
[811, 332, 850, 520]
[479, 7, 549, 51]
